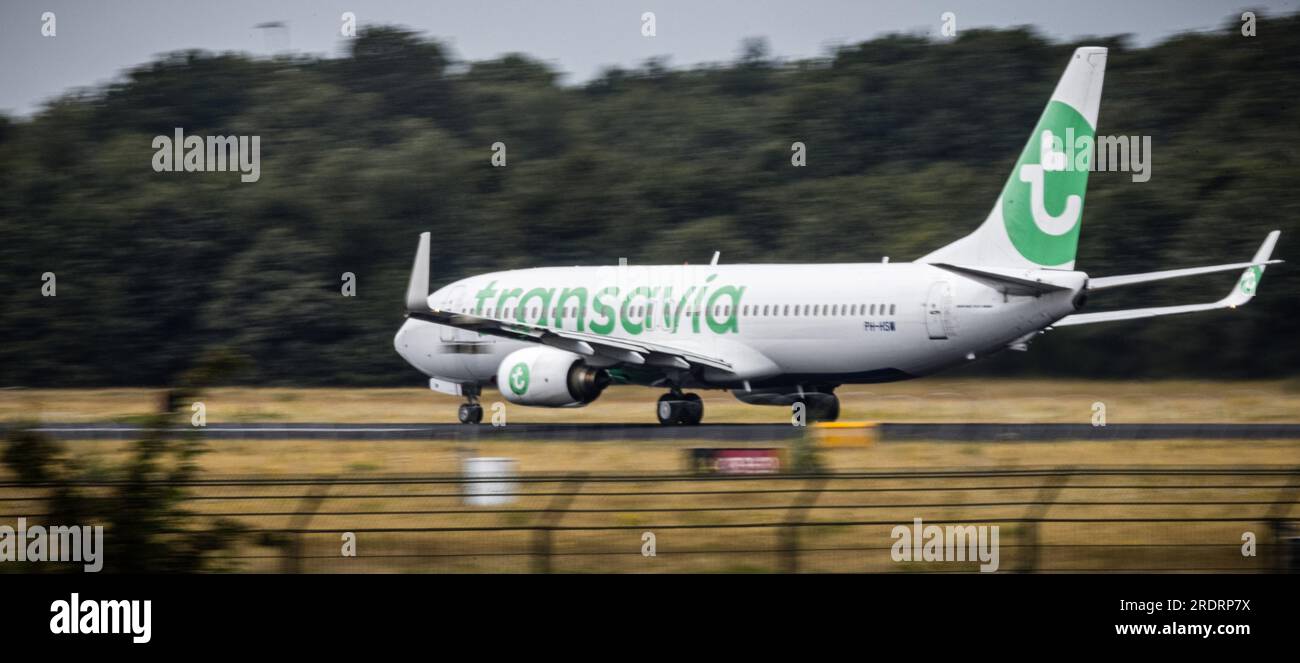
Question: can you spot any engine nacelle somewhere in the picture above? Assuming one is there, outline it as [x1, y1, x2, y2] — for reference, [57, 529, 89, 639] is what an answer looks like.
[496, 347, 610, 407]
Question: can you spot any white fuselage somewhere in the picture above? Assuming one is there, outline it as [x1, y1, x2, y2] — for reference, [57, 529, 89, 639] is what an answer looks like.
[394, 262, 1086, 390]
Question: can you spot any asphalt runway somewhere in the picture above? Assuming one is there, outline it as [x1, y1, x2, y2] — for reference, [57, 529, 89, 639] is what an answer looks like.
[16, 422, 1300, 441]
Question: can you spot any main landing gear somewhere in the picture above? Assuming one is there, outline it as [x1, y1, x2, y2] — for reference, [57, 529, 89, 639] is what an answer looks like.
[457, 396, 483, 424]
[657, 390, 703, 426]
[799, 392, 840, 422]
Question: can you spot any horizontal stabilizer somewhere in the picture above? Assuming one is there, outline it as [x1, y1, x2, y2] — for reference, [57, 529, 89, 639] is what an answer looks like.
[1055, 231, 1280, 327]
[1088, 243, 1281, 292]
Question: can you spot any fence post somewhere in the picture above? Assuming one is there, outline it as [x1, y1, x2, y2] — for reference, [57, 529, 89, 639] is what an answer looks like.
[1264, 467, 1300, 572]
[1021, 466, 1071, 573]
[280, 477, 335, 574]
[780, 475, 827, 573]
[532, 473, 586, 574]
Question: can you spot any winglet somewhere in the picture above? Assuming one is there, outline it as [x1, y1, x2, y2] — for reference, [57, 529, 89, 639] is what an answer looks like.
[405, 232, 431, 312]
[1221, 230, 1279, 307]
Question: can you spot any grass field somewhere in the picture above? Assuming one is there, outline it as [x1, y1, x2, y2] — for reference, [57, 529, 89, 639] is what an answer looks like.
[4, 379, 1300, 425]
[2, 381, 1297, 572]
[6, 438, 1291, 573]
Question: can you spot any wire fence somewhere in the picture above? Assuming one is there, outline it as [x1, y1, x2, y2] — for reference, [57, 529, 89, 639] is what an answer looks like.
[2, 466, 1298, 573]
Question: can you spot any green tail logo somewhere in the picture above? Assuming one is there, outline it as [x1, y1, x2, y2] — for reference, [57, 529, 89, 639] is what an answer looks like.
[1002, 101, 1095, 266]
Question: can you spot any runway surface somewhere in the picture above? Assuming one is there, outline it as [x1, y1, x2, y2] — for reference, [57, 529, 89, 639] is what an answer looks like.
[15, 422, 1300, 441]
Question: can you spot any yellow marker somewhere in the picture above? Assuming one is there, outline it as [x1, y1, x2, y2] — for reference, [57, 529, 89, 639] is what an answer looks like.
[809, 421, 879, 447]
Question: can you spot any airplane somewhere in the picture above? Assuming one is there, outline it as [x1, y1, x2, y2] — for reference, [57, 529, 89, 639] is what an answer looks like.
[395, 46, 1282, 425]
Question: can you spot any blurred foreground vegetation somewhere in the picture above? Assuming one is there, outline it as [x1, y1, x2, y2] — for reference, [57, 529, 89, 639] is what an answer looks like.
[1, 13, 1297, 386]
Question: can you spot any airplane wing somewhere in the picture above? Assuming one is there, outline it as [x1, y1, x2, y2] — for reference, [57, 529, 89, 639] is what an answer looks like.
[1054, 231, 1280, 327]
[403, 232, 734, 373]
[407, 307, 734, 371]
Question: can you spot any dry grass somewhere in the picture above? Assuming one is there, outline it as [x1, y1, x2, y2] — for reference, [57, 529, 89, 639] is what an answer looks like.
[14, 438, 1289, 573]
[3, 379, 1300, 425]
[3, 381, 1297, 572]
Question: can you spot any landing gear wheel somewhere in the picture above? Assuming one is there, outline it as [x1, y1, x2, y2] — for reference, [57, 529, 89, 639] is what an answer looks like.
[458, 403, 483, 424]
[657, 392, 704, 425]
[681, 393, 704, 425]
[800, 394, 840, 423]
[656, 394, 678, 425]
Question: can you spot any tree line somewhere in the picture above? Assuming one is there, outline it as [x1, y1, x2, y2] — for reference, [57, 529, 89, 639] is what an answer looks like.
[1, 13, 1297, 386]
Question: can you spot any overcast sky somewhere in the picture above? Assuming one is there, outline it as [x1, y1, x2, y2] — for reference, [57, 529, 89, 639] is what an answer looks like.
[2, 0, 1294, 116]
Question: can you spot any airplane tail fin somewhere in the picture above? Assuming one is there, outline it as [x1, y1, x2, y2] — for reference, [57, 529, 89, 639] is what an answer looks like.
[920, 47, 1108, 270]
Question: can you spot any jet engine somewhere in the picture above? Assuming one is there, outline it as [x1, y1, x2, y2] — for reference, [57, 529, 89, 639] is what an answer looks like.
[496, 347, 610, 407]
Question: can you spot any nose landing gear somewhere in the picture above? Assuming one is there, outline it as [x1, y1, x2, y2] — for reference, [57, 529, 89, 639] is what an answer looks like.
[457, 390, 483, 425]
[656, 391, 703, 425]
[457, 402, 483, 424]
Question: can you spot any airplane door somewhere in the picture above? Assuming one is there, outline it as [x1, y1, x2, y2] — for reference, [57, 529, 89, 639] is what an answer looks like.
[439, 285, 466, 342]
[925, 282, 952, 340]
